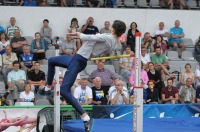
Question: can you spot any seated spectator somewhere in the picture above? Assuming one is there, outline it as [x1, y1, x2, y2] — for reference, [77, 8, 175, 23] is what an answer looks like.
[30, 32, 46, 64]
[126, 22, 139, 52]
[87, 0, 100, 7]
[109, 80, 129, 105]
[161, 78, 178, 104]
[179, 78, 195, 104]
[10, 29, 28, 57]
[2, 46, 18, 84]
[142, 32, 154, 53]
[19, 46, 36, 71]
[19, 0, 37, 6]
[68, 18, 81, 50]
[141, 46, 150, 70]
[196, 85, 200, 103]
[153, 35, 167, 55]
[7, 61, 26, 104]
[195, 62, 200, 89]
[180, 63, 194, 87]
[147, 62, 163, 99]
[108, 78, 128, 96]
[146, 80, 159, 104]
[61, 34, 77, 56]
[194, 36, 200, 62]
[19, 84, 35, 102]
[28, 62, 46, 93]
[0, 24, 4, 34]
[5, 17, 22, 39]
[92, 77, 108, 105]
[119, 46, 134, 80]
[169, 20, 185, 58]
[40, 19, 52, 44]
[168, 0, 184, 9]
[74, 78, 93, 105]
[155, 22, 169, 45]
[151, 46, 174, 81]
[81, 17, 99, 35]
[88, 60, 118, 93]
[40, 0, 50, 6]
[129, 62, 149, 87]
[100, 21, 111, 34]
[0, 32, 10, 55]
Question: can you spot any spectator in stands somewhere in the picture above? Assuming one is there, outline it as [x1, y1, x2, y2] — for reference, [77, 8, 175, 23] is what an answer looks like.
[161, 78, 179, 104]
[119, 46, 134, 80]
[120, 33, 126, 54]
[19, 84, 35, 102]
[195, 62, 200, 89]
[129, 62, 149, 87]
[155, 22, 169, 45]
[88, 60, 118, 93]
[141, 46, 150, 70]
[30, 32, 46, 64]
[19, 0, 37, 6]
[126, 22, 139, 52]
[153, 35, 167, 55]
[7, 61, 26, 104]
[10, 29, 28, 57]
[68, 18, 81, 50]
[0, 32, 10, 55]
[168, 0, 184, 10]
[28, 61, 46, 93]
[109, 80, 129, 105]
[129, 87, 147, 104]
[180, 63, 194, 86]
[92, 77, 108, 105]
[100, 21, 111, 34]
[142, 32, 154, 53]
[169, 20, 186, 58]
[74, 78, 93, 105]
[0, 24, 4, 34]
[179, 78, 195, 104]
[61, 34, 77, 56]
[40, 0, 50, 6]
[196, 85, 200, 103]
[40, 19, 52, 44]
[2, 45, 18, 84]
[147, 62, 163, 99]
[87, 0, 101, 7]
[19, 46, 36, 71]
[151, 46, 174, 81]
[194, 36, 200, 62]
[5, 17, 22, 39]
[146, 80, 159, 104]
[81, 17, 99, 35]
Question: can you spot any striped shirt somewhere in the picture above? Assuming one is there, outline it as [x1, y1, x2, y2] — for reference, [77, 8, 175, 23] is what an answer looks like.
[5, 25, 22, 38]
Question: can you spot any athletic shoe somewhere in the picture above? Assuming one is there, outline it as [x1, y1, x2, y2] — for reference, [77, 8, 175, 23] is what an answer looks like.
[84, 119, 93, 132]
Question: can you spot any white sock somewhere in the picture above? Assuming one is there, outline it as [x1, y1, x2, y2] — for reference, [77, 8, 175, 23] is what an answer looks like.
[44, 86, 51, 91]
[82, 115, 90, 121]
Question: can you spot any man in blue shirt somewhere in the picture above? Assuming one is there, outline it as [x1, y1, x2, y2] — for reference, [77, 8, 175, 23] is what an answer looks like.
[0, 26, 4, 34]
[169, 20, 185, 58]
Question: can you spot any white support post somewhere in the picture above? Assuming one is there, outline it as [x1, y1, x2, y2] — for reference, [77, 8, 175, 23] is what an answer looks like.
[54, 48, 60, 132]
[133, 32, 143, 132]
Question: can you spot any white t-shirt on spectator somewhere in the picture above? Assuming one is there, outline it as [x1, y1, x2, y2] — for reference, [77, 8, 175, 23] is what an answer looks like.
[155, 28, 168, 41]
[141, 54, 151, 64]
[74, 86, 93, 103]
[19, 91, 35, 102]
[195, 68, 200, 88]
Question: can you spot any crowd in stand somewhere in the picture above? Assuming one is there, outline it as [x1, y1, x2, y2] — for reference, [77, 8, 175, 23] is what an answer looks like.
[2, 0, 199, 10]
[0, 16, 200, 106]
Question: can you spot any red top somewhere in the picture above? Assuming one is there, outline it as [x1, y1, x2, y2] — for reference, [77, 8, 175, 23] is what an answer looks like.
[135, 32, 142, 37]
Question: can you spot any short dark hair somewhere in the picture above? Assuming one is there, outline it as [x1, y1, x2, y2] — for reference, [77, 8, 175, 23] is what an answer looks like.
[34, 61, 40, 65]
[112, 20, 126, 37]
[43, 19, 49, 23]
[155, 46, 161, 50]
[13, 60, 20, 66]
[167, 78, 174, 83]
[125, 46, 131, 49]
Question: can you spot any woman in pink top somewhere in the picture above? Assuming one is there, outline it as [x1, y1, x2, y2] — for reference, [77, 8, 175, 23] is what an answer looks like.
[129, 62, 149, 87]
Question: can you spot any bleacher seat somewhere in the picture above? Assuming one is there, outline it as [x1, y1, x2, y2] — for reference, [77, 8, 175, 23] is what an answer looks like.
[46, 50, 56, 59]
[150, 0, 161, 8]
[85, 65, 97, 75]
[35, 99, 50, 105]
[124, 0, 135, 7]
[137, 0, 149, 7]
[24, 36, 34, 46]
[15, 102, 34, 106]
[186, 0, 199, 9]
[74, 0, 85, 6]
[182, 51, 194, 60]
[40, 65, 48, 75]
[48, 0, 57, 6]
[183, 38, 194, 47]
[105, 65, 116, 74]
[0, 81, 6, 94]
[167, 51, 182, 61]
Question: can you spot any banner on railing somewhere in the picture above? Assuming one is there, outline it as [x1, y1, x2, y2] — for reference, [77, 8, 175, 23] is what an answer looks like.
[93, 104, 200, 119]
[0, 108, 42, 132]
